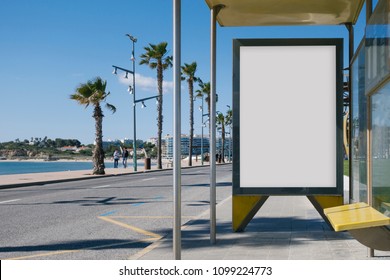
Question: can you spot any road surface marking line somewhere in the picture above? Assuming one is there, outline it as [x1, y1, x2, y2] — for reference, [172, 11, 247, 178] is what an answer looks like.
[0, 199, 21, 204]
[132, 202, 145, 207]
[91, 185, 111, 189]
[4, 239, 158, 260]
[100, 210, 118, 216]
[141, 178, 156, 181]
[4, 250, 79, 260]
[132, 198, 234, 260]
[128, 216, 199, 260]
[109, 215, 196, 219]
[128, 238, 163, 260]
[98, 216, 161, 239]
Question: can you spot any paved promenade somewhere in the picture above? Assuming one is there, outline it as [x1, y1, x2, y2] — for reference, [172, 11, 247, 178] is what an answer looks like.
[1, 165, 389, 260]
[0, 166, 146, 188]
[136, 195, 390, 260]
[0, 159, 194, 188]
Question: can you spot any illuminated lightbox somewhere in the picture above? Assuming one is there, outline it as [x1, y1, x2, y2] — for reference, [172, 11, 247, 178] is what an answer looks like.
[232, 39, 343, 195]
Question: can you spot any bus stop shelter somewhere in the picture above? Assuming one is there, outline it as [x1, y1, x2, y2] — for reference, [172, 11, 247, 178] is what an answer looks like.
[171, 0, 385, 259]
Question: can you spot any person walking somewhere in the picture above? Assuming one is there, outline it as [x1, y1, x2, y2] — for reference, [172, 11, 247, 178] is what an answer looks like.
[122, 148, 129, 168]
[113, 149, 120, 168]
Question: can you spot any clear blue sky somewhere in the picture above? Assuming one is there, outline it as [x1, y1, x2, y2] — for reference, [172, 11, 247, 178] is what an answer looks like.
[0, 0, 368, 145]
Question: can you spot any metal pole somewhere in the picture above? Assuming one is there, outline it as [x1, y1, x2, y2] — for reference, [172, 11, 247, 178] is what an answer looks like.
[365, 0, 374, 259]
[229, 126, 232, 162]
[201, 95, 204, 166]
[210, 4, 224, 245]
[345, 23, 353, 203]
[173, 0, 181, 260]
[132, 39, 137, 172]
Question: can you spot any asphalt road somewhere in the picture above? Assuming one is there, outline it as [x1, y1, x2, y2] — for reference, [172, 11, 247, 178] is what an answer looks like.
[0, 164, 232, 260]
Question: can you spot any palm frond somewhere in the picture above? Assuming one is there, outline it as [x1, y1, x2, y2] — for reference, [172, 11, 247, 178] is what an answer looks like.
[195, 91, 203, 98]
[70, 93, 90, 106]
[139, 42, 172, 69]
[149, 62, 158, 69]
[139, 54, 151, 65]
[71, 77, 115, 113]
[163, 56, 173, 68]
[105, 103, 117, 114]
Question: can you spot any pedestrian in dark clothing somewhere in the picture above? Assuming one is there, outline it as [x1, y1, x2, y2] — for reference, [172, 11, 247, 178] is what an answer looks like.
[122, 148, 129, 168]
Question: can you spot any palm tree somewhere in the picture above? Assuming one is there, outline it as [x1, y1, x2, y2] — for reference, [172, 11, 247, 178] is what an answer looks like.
[196, 81, 219, 116]
[225, 108, 233, 126]
[196, 81, 218, 135]
[140, 42, 172, 169]
[196, 81, 220, 162]
[70, 77, 116, 175]
[225, 108, 233, 161]
[181, 62, 200, 166]
[196, 81, 211, 116]
[216, 112, 226, 163]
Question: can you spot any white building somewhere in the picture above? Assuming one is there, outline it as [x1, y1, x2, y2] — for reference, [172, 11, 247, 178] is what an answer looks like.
[162, 134, 233, 160]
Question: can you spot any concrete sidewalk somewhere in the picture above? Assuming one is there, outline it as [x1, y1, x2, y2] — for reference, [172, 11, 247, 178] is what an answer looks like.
[0, 167, 155, 188]
[135, 195, 390, 260]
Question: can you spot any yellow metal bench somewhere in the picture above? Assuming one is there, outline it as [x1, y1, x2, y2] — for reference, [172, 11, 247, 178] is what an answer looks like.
[324, 202, 390, 251]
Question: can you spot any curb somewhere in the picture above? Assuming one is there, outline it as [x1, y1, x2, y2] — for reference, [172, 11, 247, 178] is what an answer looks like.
[0, 163, 231, 189]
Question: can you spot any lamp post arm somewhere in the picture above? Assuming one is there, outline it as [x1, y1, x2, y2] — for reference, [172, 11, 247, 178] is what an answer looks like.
[112, 65, 134, 75]
[135, 95, 159, 104]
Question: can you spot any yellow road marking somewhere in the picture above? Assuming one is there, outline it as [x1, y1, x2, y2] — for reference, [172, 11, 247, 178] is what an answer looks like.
[128, 238, 164, 260]
[4, 238, 157, 260]
[5, 216, 168, 260]
[108, 216, 196, 219]
[98, 216, 162, 239]
[5, 250, 79, 260]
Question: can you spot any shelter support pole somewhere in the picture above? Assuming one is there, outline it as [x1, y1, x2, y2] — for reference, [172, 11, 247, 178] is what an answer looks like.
[345, 23, 354, 203]
[210, 4, 224, 245]
[366, 0, 374, 258]
[173, 0, 181, 260]
[367, 96, 373, 257]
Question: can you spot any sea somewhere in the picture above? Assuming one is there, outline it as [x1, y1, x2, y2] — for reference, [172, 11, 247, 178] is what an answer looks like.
[0, 161, 143, 175]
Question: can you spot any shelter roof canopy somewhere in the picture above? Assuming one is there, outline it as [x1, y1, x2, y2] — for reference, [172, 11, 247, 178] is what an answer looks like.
[205, 0, 365, 26]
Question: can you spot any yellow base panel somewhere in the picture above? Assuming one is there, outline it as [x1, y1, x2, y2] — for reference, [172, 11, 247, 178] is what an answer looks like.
[306, 195, 343, 229]
[308, 195, 344, 210]
[232, 195, 268, 232]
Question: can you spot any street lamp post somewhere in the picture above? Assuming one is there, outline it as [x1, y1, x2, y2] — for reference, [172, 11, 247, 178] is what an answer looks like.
[128, 34, 138, 172]
[112, 34, 138, 171]
[200, 95, 204, 165]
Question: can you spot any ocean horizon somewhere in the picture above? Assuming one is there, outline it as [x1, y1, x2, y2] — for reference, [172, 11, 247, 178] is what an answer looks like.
[0, 160, 145, 175]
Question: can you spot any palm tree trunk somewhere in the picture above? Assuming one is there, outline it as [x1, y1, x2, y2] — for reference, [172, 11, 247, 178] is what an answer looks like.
[157, 62, 163, 169]
[93, 104, 105, 175]
[221, 124, 225, 163]
[189, 80, 194, 166]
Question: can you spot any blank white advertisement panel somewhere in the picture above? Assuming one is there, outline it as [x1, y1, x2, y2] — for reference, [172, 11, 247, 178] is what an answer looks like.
[235, 39, 342, 193]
